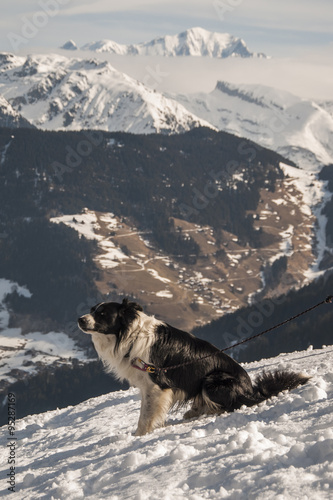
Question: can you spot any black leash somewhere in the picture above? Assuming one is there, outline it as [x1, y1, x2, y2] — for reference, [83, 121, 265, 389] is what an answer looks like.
[131, 296, 333, 374]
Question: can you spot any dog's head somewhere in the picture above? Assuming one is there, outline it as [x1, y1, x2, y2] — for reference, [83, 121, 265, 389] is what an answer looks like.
[78, 298, 143, 338]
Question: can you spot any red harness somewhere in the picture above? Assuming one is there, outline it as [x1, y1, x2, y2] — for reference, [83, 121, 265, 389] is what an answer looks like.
[131, 357, 157, 374]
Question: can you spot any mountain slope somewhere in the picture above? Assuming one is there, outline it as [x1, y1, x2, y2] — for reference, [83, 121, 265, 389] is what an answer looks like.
[0, 53, 211, 133]
[1, 126, 319, 333]
[0, 95, 35, 129]
[1, 50, 332, 178]
[174, 81, 333, 171]
[80, 27, 267, 58]
[2, 346, 332, 499]
[174, 82, 333, 270]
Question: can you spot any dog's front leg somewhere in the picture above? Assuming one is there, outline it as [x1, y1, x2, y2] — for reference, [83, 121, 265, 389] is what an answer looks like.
[135, 386, 174, 436]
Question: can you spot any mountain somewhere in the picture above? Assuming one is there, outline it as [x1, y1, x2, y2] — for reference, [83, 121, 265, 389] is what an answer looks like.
[0, 53, 211, 133]
[60, 40, 78, 51]
[173, 82, 333, 269]
[80, 27, 267, 58]
[2, 346, 332, 499]
[174, 81, 333, 172]
[1, 51, 331, 176]
[0, 127, 300, 334]
[0, 95, 35, 129]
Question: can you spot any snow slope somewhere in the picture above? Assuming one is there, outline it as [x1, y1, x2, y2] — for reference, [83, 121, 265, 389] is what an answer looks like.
[80, 27, 266, 58]
[1, 346, 332, 499]
[0, 53, 211, 133]
[174, 81, 333, 171]
[0, 96, 34, 129]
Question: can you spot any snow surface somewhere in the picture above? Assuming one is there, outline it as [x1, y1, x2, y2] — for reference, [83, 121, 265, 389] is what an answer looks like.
[2, 346, 333, 499]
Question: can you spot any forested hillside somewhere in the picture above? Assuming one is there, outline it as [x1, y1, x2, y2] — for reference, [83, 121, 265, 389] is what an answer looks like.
[0, 126, 289, 328]
[193, 270, 333, 361]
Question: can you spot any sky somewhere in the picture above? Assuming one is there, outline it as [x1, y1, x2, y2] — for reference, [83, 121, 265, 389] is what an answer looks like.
[1, 0, 332, 57]
[0, 0, 333, 100]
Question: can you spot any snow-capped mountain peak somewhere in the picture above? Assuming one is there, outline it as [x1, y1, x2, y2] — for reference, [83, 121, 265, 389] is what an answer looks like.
[175, 80, 333, 171]
[60, 40, 78, 51]
[0, 53, 213, 133]
[80, 39, 129, 55]
[79, 27, 267, 58]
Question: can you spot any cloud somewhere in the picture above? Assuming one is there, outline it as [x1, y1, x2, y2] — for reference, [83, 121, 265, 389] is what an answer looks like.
[66, 0, 333, 36]
[215, 0, 333, 33]
[1, 0, 332, 57]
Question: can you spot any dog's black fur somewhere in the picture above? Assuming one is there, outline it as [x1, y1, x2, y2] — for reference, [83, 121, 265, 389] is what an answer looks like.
[78, 298, 309, 435]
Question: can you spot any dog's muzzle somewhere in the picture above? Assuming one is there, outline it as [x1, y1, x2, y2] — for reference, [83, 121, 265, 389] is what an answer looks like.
[78, 314, 95, 332]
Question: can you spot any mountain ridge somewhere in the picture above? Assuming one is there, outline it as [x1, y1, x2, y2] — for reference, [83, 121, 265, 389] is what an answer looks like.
[173, 80, 333, 171]
[0, 53, 211, 134]
[77, 27, 267, 58]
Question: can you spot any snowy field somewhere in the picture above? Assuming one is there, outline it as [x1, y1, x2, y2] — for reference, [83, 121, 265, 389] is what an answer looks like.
[1, 346, 333, 499]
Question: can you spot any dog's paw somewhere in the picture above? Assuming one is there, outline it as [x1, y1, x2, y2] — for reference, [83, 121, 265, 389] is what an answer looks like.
[134, 427, 145, 436]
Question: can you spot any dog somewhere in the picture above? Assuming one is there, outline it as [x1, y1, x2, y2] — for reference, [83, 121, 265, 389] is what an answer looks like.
[78, 298, 309, 435]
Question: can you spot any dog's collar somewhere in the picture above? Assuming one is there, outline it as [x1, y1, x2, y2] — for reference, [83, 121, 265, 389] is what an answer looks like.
[131, 357, 157, 374]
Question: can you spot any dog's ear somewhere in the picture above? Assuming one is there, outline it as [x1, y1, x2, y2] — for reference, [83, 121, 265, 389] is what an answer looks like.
[120, 298, 143, 314]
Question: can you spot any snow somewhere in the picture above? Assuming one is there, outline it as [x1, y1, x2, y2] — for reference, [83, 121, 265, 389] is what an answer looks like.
[51, 210, 102, 241]
[269, 224, 294, 264]
[2, 49, 332, 175]
[279, 163, 333, 278]
[147, 269, 171, 284]
[80, 28, 265, 59]
[0, 53, 211, 134]
[50, 210, 129, 269]
[174, 81, 333, 171]
[97, 240, 129, 269]
[155, 290, 174, 299]
[1, 346, 333, 499]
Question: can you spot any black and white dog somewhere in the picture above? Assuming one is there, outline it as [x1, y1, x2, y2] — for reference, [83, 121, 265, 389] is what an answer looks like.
[78, 298, 309, 436]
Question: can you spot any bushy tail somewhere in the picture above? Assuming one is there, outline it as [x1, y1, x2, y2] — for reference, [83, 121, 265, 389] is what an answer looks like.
[253, 370, 310, 402]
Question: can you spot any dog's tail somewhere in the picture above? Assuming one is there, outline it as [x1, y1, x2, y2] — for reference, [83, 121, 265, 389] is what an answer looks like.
[252, 369, 310, 403]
